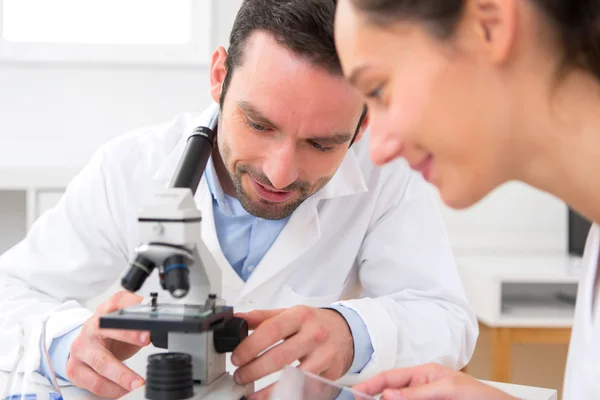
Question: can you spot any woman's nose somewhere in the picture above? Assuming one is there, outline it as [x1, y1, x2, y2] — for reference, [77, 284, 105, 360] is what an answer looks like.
[369, 118, 405, 165]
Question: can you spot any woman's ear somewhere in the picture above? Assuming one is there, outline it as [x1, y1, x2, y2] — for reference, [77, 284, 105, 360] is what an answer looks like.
[210, 46, 229, 104]
[471, 0, 518, 64]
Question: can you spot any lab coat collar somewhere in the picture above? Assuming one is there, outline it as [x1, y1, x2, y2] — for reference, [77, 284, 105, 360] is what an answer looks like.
[151, 103, 220, 184]
[312, 148, 368, 201]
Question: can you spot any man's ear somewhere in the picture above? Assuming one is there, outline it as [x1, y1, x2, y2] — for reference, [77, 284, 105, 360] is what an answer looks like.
[210, 46, 228, 104]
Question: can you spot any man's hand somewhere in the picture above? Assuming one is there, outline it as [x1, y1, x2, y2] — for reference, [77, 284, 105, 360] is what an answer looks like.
[353, 363, 519, 400]
[66, 291, 150, 399]
[232, 306, 354, 400]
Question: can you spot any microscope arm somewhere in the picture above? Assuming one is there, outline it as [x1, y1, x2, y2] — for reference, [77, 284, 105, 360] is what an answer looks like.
[120, 125, 222, 303]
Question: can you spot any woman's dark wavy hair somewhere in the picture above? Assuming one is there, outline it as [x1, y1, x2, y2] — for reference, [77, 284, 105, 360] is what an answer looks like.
[352, 0, 600, 80]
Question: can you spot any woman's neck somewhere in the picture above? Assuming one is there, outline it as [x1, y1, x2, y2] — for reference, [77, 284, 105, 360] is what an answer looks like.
[519, 69, 600, 225]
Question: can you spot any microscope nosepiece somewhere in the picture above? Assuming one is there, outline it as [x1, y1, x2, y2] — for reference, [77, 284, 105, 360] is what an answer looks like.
[121, 255, 156, 293]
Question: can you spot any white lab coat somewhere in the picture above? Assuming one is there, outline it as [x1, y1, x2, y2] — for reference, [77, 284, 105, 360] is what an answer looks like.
[562, 223, 600, 399]
[0, 104, 477, 389]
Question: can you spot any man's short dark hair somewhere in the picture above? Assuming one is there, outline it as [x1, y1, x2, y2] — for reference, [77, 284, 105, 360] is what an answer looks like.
[221, 0, 340, 107]
[220, 0, 367, 142]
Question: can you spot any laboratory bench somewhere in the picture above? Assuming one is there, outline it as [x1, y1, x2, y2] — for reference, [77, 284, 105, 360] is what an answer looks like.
[0, 370, 558, 400]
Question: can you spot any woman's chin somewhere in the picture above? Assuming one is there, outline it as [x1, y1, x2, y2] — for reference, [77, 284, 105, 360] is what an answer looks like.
[438, 183, 483, 210]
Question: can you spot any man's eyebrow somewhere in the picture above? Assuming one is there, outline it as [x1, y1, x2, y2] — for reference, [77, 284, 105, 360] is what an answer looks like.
[238, 101, 280, 130]
[238, 100, 354, 145]
[310, 133, 354, 145]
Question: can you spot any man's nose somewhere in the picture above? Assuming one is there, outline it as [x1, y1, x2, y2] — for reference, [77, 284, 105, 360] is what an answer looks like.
[263, 142, 299, 190]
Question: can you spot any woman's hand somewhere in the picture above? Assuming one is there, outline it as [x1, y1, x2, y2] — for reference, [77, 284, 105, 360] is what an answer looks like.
[353, 363, 519, 400]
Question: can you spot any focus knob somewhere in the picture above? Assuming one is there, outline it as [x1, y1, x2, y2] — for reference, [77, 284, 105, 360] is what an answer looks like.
[145, 353, 193, 400]
[214, 317, 248, 353]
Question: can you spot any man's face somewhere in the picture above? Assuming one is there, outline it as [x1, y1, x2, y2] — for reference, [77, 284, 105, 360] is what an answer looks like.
[210, 31, 366, 220]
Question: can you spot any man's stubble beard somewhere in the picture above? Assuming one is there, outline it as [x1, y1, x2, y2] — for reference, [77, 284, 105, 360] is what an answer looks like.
[218, 136, 332, 220]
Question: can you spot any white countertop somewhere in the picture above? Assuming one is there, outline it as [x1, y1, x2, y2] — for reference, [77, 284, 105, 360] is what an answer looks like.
[0, 372, 557, 400]
[484, 380, 557, 400]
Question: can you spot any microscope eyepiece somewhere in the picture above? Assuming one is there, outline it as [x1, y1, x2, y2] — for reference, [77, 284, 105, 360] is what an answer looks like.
[170, 126, 216, 195]
[162, 255, 190, 298]
[121, 254, 156, 293]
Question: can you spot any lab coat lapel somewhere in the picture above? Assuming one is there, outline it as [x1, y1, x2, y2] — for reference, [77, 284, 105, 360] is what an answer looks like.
[240, 149, 368, 298]
[195, 179, 245, 303]
[239, 198, 321, 298]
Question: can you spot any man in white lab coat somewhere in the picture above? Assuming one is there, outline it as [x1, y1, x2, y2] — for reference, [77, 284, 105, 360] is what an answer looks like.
[0, 0, 477, 399]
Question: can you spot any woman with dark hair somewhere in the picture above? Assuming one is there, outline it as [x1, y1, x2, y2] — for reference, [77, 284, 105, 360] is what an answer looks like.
[334, 0, 600, 399]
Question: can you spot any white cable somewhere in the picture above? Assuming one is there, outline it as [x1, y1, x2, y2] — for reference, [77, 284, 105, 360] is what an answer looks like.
[2, 323, 25, 399]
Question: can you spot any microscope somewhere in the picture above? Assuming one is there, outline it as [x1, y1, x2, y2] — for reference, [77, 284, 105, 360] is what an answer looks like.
[99, 116, 254, 400]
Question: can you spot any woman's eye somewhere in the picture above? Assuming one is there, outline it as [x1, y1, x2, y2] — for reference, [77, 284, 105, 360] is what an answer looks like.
[366, 87, 382, 100]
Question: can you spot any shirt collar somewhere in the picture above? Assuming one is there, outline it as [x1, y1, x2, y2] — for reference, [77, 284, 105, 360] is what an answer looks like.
[152, 103, 220, 184]
[311, 139, 369, 201]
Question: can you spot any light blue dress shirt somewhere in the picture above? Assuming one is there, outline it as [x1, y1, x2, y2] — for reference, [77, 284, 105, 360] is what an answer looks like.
[40, 157, 373, 381]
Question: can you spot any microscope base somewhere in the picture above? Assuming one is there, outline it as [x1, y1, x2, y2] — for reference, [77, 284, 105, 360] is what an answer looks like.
[119, 373, 253, 400]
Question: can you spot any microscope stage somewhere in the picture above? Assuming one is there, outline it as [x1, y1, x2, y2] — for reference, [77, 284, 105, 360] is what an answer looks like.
[99, 303, 234, 333]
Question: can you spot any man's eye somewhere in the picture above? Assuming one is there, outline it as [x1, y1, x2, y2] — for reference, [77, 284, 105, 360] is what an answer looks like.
[247, 120, 270, 132]
[310, 141, 335, 153]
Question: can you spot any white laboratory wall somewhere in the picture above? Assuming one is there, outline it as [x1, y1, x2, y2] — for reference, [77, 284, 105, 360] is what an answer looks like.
[0, 0, 243, 252]
[435, 182, 568, 257]
[0, 0, 570, 257]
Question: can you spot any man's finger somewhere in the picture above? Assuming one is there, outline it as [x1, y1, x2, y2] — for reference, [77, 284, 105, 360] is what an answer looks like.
[234, 333, 312, 384]
[299, 353, 345, 399]
[234, 309, 285, 330]
[297, 348, 332, 377]
[232, 311, 300, 367]
[75, 344, 144, 392]
[353, 367, 424, 395]
[96, 327, 150, 347]
[96, 291, 143, 315]
[67, 358, 130, 399]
